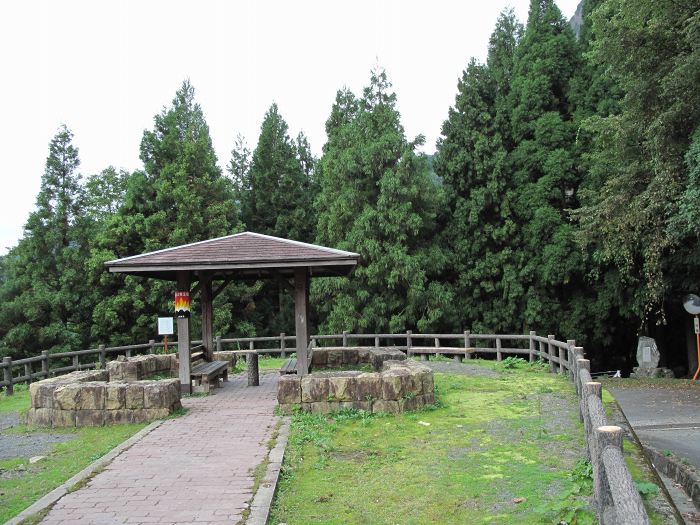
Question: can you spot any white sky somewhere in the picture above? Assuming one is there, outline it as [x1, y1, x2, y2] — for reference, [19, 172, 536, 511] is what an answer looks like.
[0, 0, 579, 254]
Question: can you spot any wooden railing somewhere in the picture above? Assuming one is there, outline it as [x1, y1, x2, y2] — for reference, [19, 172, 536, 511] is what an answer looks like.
[0, 330, 649, 523]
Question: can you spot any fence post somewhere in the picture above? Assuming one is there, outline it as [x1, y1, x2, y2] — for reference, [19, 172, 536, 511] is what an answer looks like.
[41, 350, 49, 379]
[529, 331, 536, 362]
[99, 344, 106, 370]
[406, 330, 412, 356]
[342, 330, 348, 347]
[126, 348, 132, 358]
[464, 330, 471, 360]
[249, 340, 254, 352]
[577, 359, 591, 424]
[375, 336, 380, 348]
[280, 333, 286, 359]
[3, 357, 13, 396]
[149, 339, 156, 354]
[558, 346, 565, 374]
[583, 381, 602, 459]
[24, 363, 32, 385]
[594, 426, 622, 524]
[73, 354, 80, 371]
[434, 337, 440, 359]
[215, 336, 222, 353]
[566, 340, 576, 380]
[496, 337, 502, 361]
[547, 335, 556, 373]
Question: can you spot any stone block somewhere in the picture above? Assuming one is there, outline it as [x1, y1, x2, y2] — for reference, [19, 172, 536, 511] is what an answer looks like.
[25, 408, 53, 427]
[143, 408, 171, 420]
[301, 376, 329, 403]
[77, 370, 109, 382]
[423, 392, 436, 405]
[52, 409, 76, 427]
[327, 349, 344, 368]
[30, 382, 55, 409]
[105, 382, 127, 410]
[75, 409, 105, 427]
[357, 348, 371, 363]
[399, 396, 421, 412]
[104, 409, 131, 425]
[342, 348, 359, 365]
[421, 372, 435, 396]
[125, 383, 144, 409]
[278, 404, 295, 415]
[54, 384, 81, 411]
[162, 379, 181, 404]
[373, 400, 400, 414]
[278, 375, 301, 404]
[356, 373, 383, 401]
[311, 349, 328, 367]
[328, 374, 359, 401]
[381, 370, 406, 400]
[309, 401, 331, 414]
[75, 382, 105, 410]
[340, 401, 370, 411]
[143, 382, 168, 409]
[107, 361, 124, 381]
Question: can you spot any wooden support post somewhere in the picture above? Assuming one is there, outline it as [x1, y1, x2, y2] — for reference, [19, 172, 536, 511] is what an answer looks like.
[99, 345, 106, 370]
[375, 336, 380, 348]
[529, 331, 536, 362]
[548, 335, 556, 373]
[177, 271, 192, 394]
[42, 351, 50, 378]
[24, 363, 31, 385]
[464, 330, 471, 360]
[126, 348, 132, 358]
[73, 354, 80, 371]
[406, 330, 412, 356]
[247, 352, 259, 386]
[496, 337, 502, 361]
[148, 339, 155, 354]
[3, 357, 12, 396]
[577, 359, 591, 423]
[280, 333, 286, 358]
[566, 339, 576, 380]
[200, 273, 214, 361]
[294, 268, 310, 376]
[342, 331, 348, 347]
[216, 335, 222, 353]
[249, 341, 254, 352]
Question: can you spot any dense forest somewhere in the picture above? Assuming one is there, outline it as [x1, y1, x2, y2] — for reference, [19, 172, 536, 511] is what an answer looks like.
[1, 0, 699, 375]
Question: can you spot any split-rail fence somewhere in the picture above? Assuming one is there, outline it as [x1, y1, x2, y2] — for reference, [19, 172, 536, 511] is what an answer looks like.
[1, 331, 649, 524]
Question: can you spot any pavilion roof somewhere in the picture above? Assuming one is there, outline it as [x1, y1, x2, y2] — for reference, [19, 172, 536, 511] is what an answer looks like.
[105, 232, 359, 281]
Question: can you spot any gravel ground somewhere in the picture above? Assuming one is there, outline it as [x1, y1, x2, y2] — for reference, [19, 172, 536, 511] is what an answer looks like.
[0, 411, 75, 460]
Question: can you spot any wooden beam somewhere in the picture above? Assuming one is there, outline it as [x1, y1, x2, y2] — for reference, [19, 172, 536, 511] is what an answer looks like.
[200, 273, 214, 361]
[212, 277, 233, 300]
[294, 267, 310, 376]
[176, 271, 192, 394]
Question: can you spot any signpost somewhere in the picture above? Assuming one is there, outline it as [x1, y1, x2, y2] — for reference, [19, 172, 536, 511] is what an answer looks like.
[158, 317, 174, 353]
[682, 294, 700, 381]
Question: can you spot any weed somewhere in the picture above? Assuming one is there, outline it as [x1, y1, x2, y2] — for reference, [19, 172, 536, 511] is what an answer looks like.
[402, 391, 417, 400]
[498, 356, 528, 370]
[570, 458, 593, 493]
[662, 449, 673, 457]
[634, 481, 660, 498]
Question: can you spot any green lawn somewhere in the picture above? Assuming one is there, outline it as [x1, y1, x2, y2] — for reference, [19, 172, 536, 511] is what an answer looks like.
[0, 387, 146, 522]
[270, 360, 598, 524]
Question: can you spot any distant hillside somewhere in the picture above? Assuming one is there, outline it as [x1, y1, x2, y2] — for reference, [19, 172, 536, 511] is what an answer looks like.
[570, 0, 584, 38]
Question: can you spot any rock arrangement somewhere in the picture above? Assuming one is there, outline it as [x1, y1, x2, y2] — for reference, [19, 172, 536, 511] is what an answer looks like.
[278, 359, 434, 414]
[25, 368, 182, 428]
[107, 354, 176, 381]
[310, 346, 406, 371]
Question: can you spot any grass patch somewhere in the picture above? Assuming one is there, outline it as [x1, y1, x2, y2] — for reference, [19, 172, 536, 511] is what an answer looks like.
[233, 355, 290, 373]
[270, 365, 596, 524]
[0, 385, 31, 415]
[0, 423, 146, 522]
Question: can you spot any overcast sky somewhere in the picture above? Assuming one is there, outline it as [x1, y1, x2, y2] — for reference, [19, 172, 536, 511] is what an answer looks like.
[0, 0, 579, 254]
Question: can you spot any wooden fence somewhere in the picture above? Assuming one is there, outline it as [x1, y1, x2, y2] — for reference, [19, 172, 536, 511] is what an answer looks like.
[0, 330, 649, 523]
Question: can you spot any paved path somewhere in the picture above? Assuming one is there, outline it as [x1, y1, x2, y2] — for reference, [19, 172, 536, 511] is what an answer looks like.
[40, 371, 280, 525]
[609, 385, 700, 470]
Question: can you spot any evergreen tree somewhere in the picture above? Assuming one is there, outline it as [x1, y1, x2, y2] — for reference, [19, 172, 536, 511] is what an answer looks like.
[314, 70, 449, 333]
[240, 103, 317, 242]
[90, 81, 242, 344]
[0, 126, 91, 357]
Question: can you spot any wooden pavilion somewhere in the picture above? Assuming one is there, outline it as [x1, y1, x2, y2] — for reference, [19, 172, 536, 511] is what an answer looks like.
[105, 232, 359, 393]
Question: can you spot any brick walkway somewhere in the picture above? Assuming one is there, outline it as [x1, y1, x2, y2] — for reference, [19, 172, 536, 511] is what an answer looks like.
[40, 372, 280, 525]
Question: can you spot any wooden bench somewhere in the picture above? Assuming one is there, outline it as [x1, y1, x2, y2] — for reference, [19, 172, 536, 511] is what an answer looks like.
[185, 351, 229, 393]
[279, 340, 314, 375]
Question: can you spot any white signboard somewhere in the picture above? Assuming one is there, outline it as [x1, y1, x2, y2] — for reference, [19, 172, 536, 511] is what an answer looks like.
[642, 346, 651, 363]
[158, 317, 174, 336]
[695, 317, 699, 334]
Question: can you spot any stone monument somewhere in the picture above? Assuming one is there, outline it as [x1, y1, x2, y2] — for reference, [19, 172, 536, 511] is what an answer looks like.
[630, 336, 674, 378]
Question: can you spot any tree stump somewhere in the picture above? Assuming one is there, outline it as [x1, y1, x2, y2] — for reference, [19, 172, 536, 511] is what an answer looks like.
[247, 352, 259, 387]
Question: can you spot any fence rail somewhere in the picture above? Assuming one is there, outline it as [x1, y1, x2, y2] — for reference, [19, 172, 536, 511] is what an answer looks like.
[0, 330, 649, 522]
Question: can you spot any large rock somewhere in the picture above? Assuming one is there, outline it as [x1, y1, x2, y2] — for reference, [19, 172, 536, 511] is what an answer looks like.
[125, 383, 144, 409]
[327, 372, 361, 401]
[30, 382, 56, 409]
[301, 375, 329, 403]
[105, 382, 127, 410]
[25, 408, 52, 427]
[75, 409, 105, 427]
[356, 373, 383, 401]
[370, 348, 406, 371]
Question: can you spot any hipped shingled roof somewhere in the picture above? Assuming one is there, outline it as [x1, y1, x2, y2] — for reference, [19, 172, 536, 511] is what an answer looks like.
[105, 232, 359, 281]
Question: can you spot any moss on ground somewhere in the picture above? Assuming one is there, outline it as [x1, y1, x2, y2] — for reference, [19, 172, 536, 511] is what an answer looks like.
[270, 362, 598, 524]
